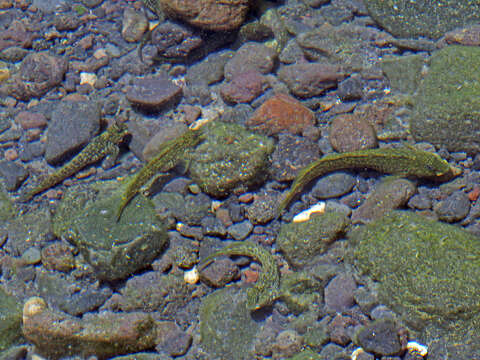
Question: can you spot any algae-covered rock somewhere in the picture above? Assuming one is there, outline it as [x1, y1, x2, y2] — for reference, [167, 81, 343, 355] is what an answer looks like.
[350, 210, 480, 352]
[411, 45, 480, 153]
[0, 287, 23, 351]
[199, 286, 261, 359]
[277, 211, 350, 268]
[380, 55, 424, 94]
[53, 181, 168, 281]
[279, 271, 323, 315]
[0, 188, 14, 222]
[364, 0, 480, 39]
[189, 121, 274, 197]
[286, 349, 321, 360]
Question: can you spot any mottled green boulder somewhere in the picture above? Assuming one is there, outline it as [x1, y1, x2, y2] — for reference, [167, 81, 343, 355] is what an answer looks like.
[381, 55, 424, 94]
[0, 188, 14, 222]
[0, 287, 23, 351]
[53, 181, 167, 281]
[189, 121, 274, 197]
[350, 211, 480, 349]
[411, 46, 480, 153]
[278, 211, 350, 268]
[286, 349, 321, 360]
[279, 271, 323, 315]
[199, 286, 261, 359]
[364, 0, 480, 39]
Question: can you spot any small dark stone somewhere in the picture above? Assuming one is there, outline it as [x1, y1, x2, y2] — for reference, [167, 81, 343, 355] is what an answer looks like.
[311, 172, 356, 199]
[337, 76, 364, 101]
[227, 220, 253, 240]
[155, 321, 192, 357]
[0, 160, 28, 191]
[126, 73, 182, 111]
[354, 318, 402, 356]
[199, 257, 239, 287]
[54, 14, 82, 31]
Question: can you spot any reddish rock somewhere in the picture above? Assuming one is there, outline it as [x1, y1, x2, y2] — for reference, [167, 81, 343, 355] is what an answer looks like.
[0, 20, 36, 51]
[328, 314, 357, 346]
[247, 93, 315, 135]
[158, 0, 250, 31]
[14, 111, 47, 130]
[220, 70, 265, 104]
[224, 42, 277, 80]
[278, 62, 344, 98]
[329, 113, 378, 153]
[41, 242, 75, 272]
[0, 52, 68, 101]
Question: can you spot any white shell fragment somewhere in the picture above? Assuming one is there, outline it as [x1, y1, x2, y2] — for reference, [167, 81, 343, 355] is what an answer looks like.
[184, 267, 199, 284]
[407, 341, 428, 356]
[292, 202, 326, 223]
[80, 72, 97, 86]
[350, 347, 366, 360]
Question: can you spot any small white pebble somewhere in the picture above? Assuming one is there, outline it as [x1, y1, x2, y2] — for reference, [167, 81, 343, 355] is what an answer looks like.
[23, 297, 47, 324]
[80, 72, 97, 86]
[184, 267, 199, 284]
[350, 347, 365, 360]
[292, 202, 326, 223]
[407, 341, 428, 356]
[211, 200, 222, 212]
[176, 222, 184, 232]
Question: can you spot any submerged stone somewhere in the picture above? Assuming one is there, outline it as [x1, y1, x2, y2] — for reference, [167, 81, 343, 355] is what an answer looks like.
[350, 210, 480, 352]
[199, 286, 261, 359]
[189, 121, 274, 197]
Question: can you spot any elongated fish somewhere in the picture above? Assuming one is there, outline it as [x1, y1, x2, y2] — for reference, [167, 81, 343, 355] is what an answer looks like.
[277, 145, 461, 215]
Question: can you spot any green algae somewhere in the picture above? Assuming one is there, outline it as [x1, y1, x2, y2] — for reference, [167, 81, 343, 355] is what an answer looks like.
[349, 210, 480, 345]
[411, 45, 480, 153]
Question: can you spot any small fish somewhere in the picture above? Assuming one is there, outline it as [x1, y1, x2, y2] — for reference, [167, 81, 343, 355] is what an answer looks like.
[199, 241, 280, 311]
[21, 122, 128, 201]
[277, 145, 461, 215]
[116, 127, 202, 221]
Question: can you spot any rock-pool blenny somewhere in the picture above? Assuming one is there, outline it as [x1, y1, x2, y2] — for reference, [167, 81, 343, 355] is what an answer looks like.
[21, 122, 128, 201]
[277, 145, 461, 215]
[116, 127, 203, 221]
[199, 241, 280, 311]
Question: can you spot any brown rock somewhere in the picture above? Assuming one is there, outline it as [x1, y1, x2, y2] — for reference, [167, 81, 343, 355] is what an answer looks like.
[126, 73, 182, 110]
[0, 20, 36, 51]
[14, 111, 47, 130]
[41, 242, 75, 272]
[224, 42, 277, 80]
[329, 113, 378, 153]
[155, 321, 192, 356]
[247, 93, 315, 135]
[278, 62, 344, 98]
[0, 52, 68, 101]
[220, 70, 265, 104]
[199, 257, 239, 287]
[22, 298, 157, 359]
[121, 7, 148, 43]
[159, 0, 249, 31]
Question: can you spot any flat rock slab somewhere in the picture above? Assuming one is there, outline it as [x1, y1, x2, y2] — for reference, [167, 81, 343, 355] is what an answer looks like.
[364, 0, 480, 39]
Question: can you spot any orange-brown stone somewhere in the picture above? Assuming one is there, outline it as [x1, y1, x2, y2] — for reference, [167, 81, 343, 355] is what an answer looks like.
[246, 93, 315, 136]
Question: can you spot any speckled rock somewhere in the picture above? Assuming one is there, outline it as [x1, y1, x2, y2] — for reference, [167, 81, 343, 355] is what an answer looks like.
[411, 46, 480, 153]
[53, 181, 168, 281]
[329, 113, 377, 153]
[121, 8, 148, 43]
[199, 286, 261, 359]
[351, 177, 416, 224]
[0, 160, 28, 191]
[126, 73, 182, 110]
[354, 318, 402, 356]
[45, 100, 101, 164]
[270, 134, 321, 182]
[155, 320, 192, 356]
[220, 70, 265, 104]
[40, 242, 75, 272]
[157, 0, 249, 31]
[22, 298, 157, 359]
[296, 23, 388, 72]
[0, 51, 67, 101]
[272, 330, 303, 359]
[108, 270, 194, 320]
[0, 287, 23, 351]
[189, 121, 274, 197]
[278, 63, 344, 98]
[246, 190, 278, 225]
[277, 211, 350, 268]
[350, 210, 480, 352]
[381, 55, 424, 94]
[364, 0, 480, 39]
[247, 93, 316, 136]
[224, 42, 277, 80]
[434, 190, 471, 223]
